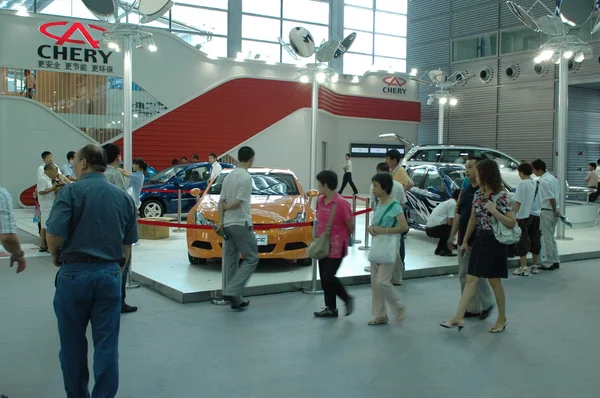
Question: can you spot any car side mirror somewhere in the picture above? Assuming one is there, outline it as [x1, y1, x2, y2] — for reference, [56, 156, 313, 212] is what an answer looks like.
[190, 188, 202, 197]
[202, 171, 210, 181]
[306, 189, 319, 198]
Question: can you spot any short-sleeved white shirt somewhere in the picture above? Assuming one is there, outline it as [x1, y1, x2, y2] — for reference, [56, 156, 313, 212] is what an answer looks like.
[540, 172, 560, 210]
[426, 198, 456, 228]
[221, 169, 253, 227]
[345, 159, 353, 173]
[37, 163, 63, 182]
[513, 178, 541, 219]
[37, 174, 55, 206]
[210, 162, 223, 180]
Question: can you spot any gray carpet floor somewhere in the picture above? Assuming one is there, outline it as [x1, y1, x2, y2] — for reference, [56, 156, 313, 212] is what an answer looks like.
[1, 231, 599, 398]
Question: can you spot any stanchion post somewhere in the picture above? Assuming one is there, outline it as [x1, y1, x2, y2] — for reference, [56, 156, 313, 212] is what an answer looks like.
[351, 196, 361, 245]
[211, 242, 231, 305]
[359, 198, 371, 251]
[173, 188, 185, 233]
[125, 251, 140, 289]
[303, 219, 323, 294]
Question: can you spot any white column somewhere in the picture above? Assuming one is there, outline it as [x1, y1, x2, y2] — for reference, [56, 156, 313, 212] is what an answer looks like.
[123, 35, 133, 173]
[310, 79, 319, 190]
[438, 101, 445, 144]
[556, 51, 568, 239]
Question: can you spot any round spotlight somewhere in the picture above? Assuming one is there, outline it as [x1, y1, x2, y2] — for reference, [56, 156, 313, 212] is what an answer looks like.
[148, 44, 157, 52]
[574, 52, 585, 62]
[540, 50, 554, 61]
[410, 68, 418, 77]
[352, 76, 360, 83]
[533, 56, 543, 64]
[299, 75, 310, 83]
[236, 52, 244, 61]
[439, 97, 448, 105]
[552, 54, 561, 64]
[315, 72, 326, 84]
[449, 98, 458, 106]
[564, 51, 574, 59]
[426, 97, 434, 106]
[108, 41, 119, 50]
[331, 74, 339, 83]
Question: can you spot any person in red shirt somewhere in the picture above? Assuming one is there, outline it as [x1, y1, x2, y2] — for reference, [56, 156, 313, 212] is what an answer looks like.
[313, 170, 355, 318]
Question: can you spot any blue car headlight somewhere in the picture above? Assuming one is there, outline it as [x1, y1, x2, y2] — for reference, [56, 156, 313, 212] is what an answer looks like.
[195, 211, 216, 227]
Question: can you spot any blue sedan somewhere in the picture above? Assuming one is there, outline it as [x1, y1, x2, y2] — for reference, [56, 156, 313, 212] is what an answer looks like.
[120, 162, 158, 182]
[139, 162, 233, 218]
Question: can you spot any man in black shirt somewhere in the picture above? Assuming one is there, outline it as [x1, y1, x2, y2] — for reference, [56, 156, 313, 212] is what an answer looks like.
[447, 157, 495, 319]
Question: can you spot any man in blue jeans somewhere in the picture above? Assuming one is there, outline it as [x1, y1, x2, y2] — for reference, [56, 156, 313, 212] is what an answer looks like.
[47, 144, 138, 398]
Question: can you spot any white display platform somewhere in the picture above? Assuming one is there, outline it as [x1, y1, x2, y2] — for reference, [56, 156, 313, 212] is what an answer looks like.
[12, 207, 600, 303]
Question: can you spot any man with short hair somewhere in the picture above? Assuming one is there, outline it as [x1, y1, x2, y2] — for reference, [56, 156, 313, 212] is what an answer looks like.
[61, 151, 77, 181]
[37, 151, 70, 184]
[192, 154, 199, 162]
[47, 144, 138, 398]
[0, 185, 27, 275]
[102, 143, 138, 313]
[181, 157, 188, 164]
[532, 158, 560, 270]
[448, 157, 495, 319]
[37, 163, 60, 252]
[338, 153, 358, 195]
[512, 162, 542, 276]
[385, 149, 414, 191]
[426, 189, 459, 257]
[209, 152, 222, 180]
[585, 163, 598, 201]
[217, 146, 258, 310]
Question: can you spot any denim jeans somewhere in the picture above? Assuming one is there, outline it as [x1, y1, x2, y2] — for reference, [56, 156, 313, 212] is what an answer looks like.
[54, 262, 122, 398]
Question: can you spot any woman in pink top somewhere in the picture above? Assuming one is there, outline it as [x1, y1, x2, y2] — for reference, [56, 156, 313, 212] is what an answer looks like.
[313, 170, 355, 318]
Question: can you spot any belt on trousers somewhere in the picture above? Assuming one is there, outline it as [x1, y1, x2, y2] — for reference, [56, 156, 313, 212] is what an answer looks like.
[59, 256, 119, 265]
[541, 208, 554, 211]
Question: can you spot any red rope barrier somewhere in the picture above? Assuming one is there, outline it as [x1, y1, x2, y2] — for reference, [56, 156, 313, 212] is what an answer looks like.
[141, 188, 193, 194]
[341, 195, 368, 202]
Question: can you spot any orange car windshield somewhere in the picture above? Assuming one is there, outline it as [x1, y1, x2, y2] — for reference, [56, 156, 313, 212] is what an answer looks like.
[208, 172, 300, 196]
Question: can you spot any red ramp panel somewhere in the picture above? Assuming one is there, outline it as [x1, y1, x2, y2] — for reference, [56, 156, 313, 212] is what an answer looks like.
[20, 186, 36, 207]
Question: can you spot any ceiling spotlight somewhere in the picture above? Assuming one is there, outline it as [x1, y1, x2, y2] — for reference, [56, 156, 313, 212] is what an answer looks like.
[300, 75, 310, 83]
[16, 6, 29, 16]
[552, 53, 561, 64]
[236, 52, 244, 61]
[133, 114, 139, 118]
[563, 51, 574, 59]
[539, 50, 554, 61]
[108, 41, 119, 50]
[352, 76, 360, 83]
[410, 68, 418, 77]
[573, 52, 585, 62]
[439, 97, 448, 105]
[426, 97, 434, 106]
[331, 74, 339, 83]
[449, 98, 458, 106]
[315, 72, 327, 84]
[148, 43, 157, 52]
[533, 55, 543, 64]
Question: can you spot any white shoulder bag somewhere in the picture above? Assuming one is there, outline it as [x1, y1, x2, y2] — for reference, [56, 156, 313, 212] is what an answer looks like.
[490, 193, 521, 245]
[368, 201, 400, 264]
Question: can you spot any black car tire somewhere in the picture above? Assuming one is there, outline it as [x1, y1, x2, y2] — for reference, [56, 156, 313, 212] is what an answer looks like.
[140, 199, 165, 218]
[188, 254, 207, 265]
[297, 258, 312, 266]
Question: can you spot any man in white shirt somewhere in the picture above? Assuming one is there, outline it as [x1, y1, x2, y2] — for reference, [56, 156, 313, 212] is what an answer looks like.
[338, 153, 358, 195]
[512, 163, 542, 276]
[37, 163, 60, 251]
[217, 146, 257, 310]
[532, 158, 560, 270]
[584, 162, 598, 188]
[37, 151, 71, 184]
[425, 189, 459, 256]
[209, 152, 222, 180]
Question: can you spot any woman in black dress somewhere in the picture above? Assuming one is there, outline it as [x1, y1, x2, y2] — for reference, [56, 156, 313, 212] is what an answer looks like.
[440, 159, 517, 333]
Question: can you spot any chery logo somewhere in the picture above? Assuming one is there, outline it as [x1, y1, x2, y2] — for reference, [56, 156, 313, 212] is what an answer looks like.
[37, 21, 113, 65]
[382, 76, 407, 94]
[39, 21, 105, 49]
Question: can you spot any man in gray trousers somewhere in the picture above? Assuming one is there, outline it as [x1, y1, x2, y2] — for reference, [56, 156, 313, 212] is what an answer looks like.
[448, 157, 495, 318]
[217, 146, 258, 310]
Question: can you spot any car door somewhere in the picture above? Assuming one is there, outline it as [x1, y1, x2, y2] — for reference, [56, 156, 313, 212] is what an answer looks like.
[180, 165, 209, 212]
[404, 167, 428, 228]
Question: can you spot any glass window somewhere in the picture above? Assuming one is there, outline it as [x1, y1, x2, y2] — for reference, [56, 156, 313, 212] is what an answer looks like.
[376, 0, 408, 14]
[242, 15, 281, 41]
[441, 168, 467, 189]
[283, 0, 330, 25]
[281, 21, 329, 49]
[176, 33, 228, 57]
[375, 11, 407, 36]
[409, 150, 441, 162]
[424, 170, 445, 195]
[344, 29, 373, 54]
[344, 6, 374, 31]
[501, 28, 545, 54]
[242, 40, 282, 61]
[374, 34, 406, 58]
[39, 0, 98, 20]
[125, 11, 170, 29]
[342, 52, 373, 75]
[345, 0, 373, 7]
[452, 34, 497, 62]
[408, 168, 426, 187]
[176, 0, 228, 10]
[242, 0, 281, 17]
[171, 5, 228, 35]
[440, 149, 471, 164]
[477, 150, 515, 169]
[373, 56, 406, 72]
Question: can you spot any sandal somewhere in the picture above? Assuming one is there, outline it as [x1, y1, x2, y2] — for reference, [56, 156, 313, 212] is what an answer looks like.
[512, 266, 529, 276]
[368, 317, 389, 326]
[396, 307, 406, 323]
[530, 266, 539, 274]
[39, 247, 48, 252]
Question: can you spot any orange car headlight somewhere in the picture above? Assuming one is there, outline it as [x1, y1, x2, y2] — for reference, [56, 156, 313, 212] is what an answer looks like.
[282, 212, 307, 230]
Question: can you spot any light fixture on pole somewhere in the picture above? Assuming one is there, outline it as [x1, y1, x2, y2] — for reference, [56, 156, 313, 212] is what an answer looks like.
[411, 69, 469, 144]
[280, 27, 357, 294]
[507, 0, 595, 239]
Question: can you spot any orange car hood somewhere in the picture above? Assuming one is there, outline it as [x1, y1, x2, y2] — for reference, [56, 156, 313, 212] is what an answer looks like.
[198, 195, 313, 224]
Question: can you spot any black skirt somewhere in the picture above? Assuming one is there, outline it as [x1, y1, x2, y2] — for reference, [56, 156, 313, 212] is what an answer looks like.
[468, 230, 508, 279]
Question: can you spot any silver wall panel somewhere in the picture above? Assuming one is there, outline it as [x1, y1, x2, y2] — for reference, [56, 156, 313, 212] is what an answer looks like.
[497, 141, 554, 169]
[418, 120, 440, 145]
[451, 86, 498, 115]
[451, 58, 500, 86]
[497, 110, 555, 144]
[451, 1, 499, 38]
[498, 84, 555, 113]
[408, 0, 451, 21]
[570, 87, 600, 110]
[408, 15, 450, 47]
[498, 53, 556, 85]
[408, 41, 451, 71]
[566, 142, 600, 184]
[448, 116, 497, 147]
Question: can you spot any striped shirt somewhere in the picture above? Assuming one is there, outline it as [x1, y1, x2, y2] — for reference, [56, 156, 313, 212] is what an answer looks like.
[0, 187, 17, 234]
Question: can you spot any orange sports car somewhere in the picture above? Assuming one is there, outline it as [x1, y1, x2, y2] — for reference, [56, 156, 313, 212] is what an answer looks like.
[186, 168, 318, 265]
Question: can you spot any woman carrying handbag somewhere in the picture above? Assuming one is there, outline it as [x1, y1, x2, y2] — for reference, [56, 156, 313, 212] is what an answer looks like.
[367, 173, 409, 325]
[440, 159, 517, 333]
[312, 170, 355, 318]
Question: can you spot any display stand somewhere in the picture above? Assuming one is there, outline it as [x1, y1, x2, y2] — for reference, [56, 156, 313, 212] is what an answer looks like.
[211, 252, 231, 305]
[303, 219, 323, 295]
[358, 198, 371, 251]
[173, 189, 185, 233]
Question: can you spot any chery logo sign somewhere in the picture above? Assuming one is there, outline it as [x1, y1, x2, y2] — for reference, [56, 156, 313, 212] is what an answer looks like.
[37, 21, 113, 66]
[382, 76, 407, 94]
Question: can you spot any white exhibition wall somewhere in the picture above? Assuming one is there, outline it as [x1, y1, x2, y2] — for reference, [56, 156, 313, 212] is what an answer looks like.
[226, 110, 419, 193]
[0, 97, 96, 205]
